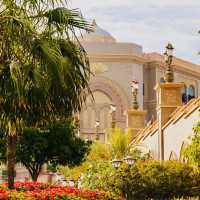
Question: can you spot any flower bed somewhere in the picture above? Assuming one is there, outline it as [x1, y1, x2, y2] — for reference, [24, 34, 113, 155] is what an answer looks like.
[0, 182, 121, 200]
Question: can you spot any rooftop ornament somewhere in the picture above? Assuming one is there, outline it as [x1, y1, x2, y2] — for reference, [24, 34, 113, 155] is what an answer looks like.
[95, 120, 100, 140]
[131, 80, 139, 110]
[164, 43, 174, 83]
[110, 104, 117, 129]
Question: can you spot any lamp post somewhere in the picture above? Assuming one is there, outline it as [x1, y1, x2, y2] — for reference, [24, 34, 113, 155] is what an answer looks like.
[111, 155, 135, 168]
[124, 156, 135, 165]
[95, 120, 100, 140]
[131, 80, 139, 110]
[110, 104, 117, 129]
[111, 158, 123, 169]
[111, 155, 135, 200]
[164, 43, 174, 83]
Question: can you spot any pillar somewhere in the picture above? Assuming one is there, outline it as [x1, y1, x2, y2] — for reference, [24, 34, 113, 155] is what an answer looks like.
[126, 109, 147, 139]
[155, 82, 184, 160]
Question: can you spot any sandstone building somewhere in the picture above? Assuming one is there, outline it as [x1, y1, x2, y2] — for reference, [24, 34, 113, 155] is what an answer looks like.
[79, 20, 200, 144]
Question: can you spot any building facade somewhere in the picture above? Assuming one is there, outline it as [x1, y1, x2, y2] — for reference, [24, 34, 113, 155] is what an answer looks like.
[79, 21, 200, 143]
[132, 84, 200, 161]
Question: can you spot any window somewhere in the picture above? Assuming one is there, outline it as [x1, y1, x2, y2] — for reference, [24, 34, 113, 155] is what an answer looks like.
[187, 85, 195, 101]
[182, 84, 195, 104]
[181, 85, 187, 104]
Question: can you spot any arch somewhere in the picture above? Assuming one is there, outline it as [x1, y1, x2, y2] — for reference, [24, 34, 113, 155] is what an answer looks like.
[80, 77, 129, 140]
[89, 76, 129, 120]
[169, 151, 178, 161]
[179, 141, 188, 163]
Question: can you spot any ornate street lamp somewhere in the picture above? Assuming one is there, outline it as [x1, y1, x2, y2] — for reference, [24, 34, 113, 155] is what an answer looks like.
[95, 120, 100, 140]
[111, 155, 135, 168]
[111, 158, 123, 168]
[124, 155, 135, 165]
[131, 80, 139, 110]
[164, 43, 174, 83]
[110, 104, 117, 129]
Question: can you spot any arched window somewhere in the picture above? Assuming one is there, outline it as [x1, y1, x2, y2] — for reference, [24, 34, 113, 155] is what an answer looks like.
[181, 85, 187, 104]
[182, 84, 195, 104]
[187, 85, 195, 101]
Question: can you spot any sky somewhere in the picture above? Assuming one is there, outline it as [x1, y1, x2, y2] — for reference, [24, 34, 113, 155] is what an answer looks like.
[68, 0, 200, 64]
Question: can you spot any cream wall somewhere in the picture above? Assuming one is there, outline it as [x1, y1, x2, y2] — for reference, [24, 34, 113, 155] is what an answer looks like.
[140, 108, 199, 160]
[163, 109, 199, 160]
[141, 130, 158, 159]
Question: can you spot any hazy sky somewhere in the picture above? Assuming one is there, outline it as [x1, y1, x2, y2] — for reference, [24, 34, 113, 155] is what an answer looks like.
[68, 0, 200, 64]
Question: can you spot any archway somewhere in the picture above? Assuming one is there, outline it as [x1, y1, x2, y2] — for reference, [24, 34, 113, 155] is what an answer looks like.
[80, 77, 129, 142]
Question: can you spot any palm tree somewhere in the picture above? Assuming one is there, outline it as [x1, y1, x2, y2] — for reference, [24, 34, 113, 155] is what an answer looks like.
[107, 128, 135, 159]
[0, 0, 92, 188]
[107, 128, 150, 161]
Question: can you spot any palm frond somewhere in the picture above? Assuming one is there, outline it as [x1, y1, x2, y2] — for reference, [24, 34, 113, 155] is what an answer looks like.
[44, 7, 93, 32]
[0, 0, 92, 130]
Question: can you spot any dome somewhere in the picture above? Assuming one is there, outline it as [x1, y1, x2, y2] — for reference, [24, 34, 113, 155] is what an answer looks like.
[80, 20, 116, 43]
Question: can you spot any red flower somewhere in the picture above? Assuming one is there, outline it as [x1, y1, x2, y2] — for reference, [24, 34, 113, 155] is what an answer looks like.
[0, 182, 121, 200]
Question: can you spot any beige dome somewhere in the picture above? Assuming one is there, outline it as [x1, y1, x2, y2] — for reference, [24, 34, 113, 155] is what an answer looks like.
[80, 20, 116, 43]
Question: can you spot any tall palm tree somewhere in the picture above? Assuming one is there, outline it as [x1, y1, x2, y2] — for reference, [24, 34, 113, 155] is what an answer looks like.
[0, 0, 92, 188]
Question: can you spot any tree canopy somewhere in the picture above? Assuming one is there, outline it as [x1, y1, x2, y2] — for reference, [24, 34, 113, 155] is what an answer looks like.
[0, 0, 92, 129]
[0, 121, 91, 181]
[0, 0, 92, 188]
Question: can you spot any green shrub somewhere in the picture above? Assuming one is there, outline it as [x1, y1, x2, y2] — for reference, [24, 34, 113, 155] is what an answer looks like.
[82, 160, 117, 194]
[116, 161, 200, 199]
[82, 160, 200, 200]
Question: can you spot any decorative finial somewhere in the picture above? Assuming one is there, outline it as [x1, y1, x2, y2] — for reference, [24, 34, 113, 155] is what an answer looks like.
[166, 43, 174, 51]
[95, 120, 100, 140]
[110, 104, 116, 129]
[131, 80, 139, 110]
[164, 42, 174, 82]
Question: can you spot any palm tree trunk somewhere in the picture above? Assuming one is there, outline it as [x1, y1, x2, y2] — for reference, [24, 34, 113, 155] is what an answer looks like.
[7, 123, 17, 189]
